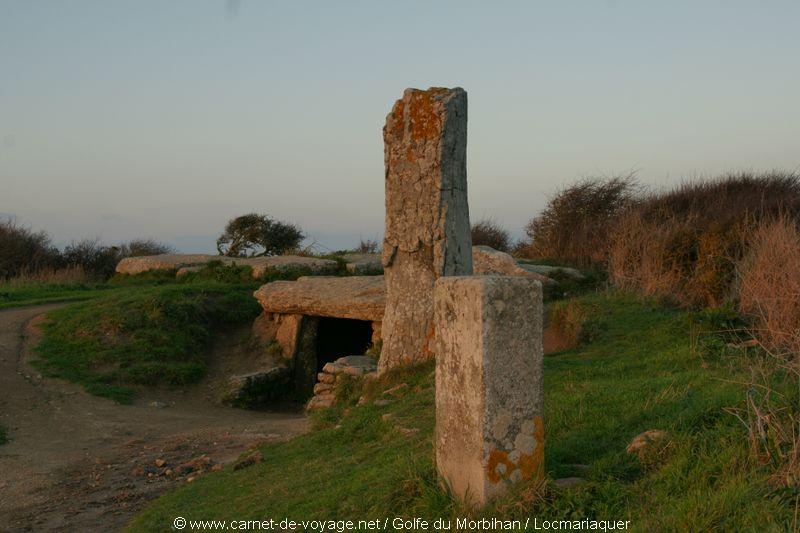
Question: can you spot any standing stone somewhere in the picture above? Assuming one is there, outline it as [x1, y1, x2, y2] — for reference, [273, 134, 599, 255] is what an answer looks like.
[434, 276, 544, 506]
[379, 87, 473, 372]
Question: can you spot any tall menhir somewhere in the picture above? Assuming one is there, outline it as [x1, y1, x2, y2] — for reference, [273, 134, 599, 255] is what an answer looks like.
[379, 87, 473, 373]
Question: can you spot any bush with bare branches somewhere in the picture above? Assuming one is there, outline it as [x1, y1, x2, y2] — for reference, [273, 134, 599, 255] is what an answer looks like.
[356, 238, 379, 254]
[608, 172, 800, 307]
[520, 175, 639, 266]
[0, 219, 61, 280]
[471, 218, 511, 252]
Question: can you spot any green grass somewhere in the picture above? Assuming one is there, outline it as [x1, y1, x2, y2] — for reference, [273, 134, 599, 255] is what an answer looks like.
[31, 282, 261, 404]
[0, 280, 112, 309]
[129, 292, 796, 531]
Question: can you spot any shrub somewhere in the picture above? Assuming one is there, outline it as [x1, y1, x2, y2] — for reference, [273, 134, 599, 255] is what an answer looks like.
[117, 238, 173, 258]
[520, 175, 638, 266]
[471, 218, 511, 252]
[217, 213, 304, 257]
[737, 216, 800, 356]
[61, 238, 121, 281]
[0, 219, 61, 279]
[356, 238, 379, 254]
[608, 171, 800, 307]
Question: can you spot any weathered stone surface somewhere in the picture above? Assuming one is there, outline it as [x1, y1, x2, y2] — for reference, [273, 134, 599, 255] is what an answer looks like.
[274, 314, 304, 359]
[317, 372, 335, 384]
[472, 246, 554, 284]
[371, 321, 382, 345]
[116, 253, 339, 278]
[221, 366, 290, 406]
[626, 429, 669, 456]
[253, 276, 385, 322]
[175, 266, 202, 277]
[253, 258, 545, 335]
[518, 263, 584, 279]
[434, 276, 544, 506]
[336, 355, 378, 368]
[313, 382, 333, 394]
[251, 311, 279, 346]
[341, 253, 383, 274]
[291, 316, 319, 397]
[321, 355, 378, 375]
[306, 395, 334, 410]
[306, 355, 377, 410]
[380, 87, 473, 372]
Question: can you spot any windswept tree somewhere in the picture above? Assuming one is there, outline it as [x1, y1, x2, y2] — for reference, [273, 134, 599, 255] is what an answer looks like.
[217, 213, 304, 257]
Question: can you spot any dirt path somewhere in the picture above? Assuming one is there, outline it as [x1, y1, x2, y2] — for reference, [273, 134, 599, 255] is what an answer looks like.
[0, 305, 309, 532]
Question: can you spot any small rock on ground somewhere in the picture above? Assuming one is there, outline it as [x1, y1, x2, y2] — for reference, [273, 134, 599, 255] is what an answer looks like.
[553, 477, 587, 489]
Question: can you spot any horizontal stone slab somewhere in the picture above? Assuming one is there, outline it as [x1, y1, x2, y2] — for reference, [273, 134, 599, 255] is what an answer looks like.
[472, 246, 555, 284]
[517, 263, 583, 279]
[253, 276, 386, 322]
[115, 253, 339, 278]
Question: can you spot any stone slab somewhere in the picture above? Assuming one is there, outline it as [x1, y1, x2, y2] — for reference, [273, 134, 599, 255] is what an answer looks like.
[380, 87, 473, 372]
[434, 275, 544, 506]
[253, 276, 385, 322]
[116, 253, 339, 278]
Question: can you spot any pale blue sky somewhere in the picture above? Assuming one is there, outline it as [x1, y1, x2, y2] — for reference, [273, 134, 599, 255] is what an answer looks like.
[1, 1, 799, 251]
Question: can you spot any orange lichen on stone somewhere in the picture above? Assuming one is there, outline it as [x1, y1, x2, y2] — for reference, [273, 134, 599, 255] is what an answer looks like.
[486, 450, 515, 484]
[408, 90, 442, 141]
[419, 322, 436, 358]
[485, 416, 545, 485]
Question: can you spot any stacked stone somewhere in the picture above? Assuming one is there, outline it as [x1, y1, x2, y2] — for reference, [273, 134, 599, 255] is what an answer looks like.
[306, 355, 378, 410]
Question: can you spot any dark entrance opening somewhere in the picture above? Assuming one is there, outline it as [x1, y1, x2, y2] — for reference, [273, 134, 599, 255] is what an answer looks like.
[315, 317, 373, 373]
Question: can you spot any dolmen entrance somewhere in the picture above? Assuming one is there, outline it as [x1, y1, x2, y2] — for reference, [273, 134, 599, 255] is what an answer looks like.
[252, 87, 546, 507]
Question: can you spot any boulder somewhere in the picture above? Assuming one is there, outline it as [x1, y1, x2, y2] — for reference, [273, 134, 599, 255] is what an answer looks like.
[472, 246, 554, 284]
[340, 253, 383, 274]
[115, 253, 339, 278]
[626, 430, 669, 456]
[116, 254, 219, 274]
[253, 276, 385, 322]
[175, 266, 202, 277]
[221, 366, 290, 407]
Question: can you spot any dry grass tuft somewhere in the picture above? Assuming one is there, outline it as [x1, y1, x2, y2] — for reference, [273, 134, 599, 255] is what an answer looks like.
[5, 266, 89, 286]
[738, 216, 800, 357]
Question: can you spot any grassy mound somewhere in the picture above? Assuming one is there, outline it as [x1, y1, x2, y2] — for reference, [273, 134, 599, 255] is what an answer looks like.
[32, 282, 261, 403]
[129, 293, 795, 531]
